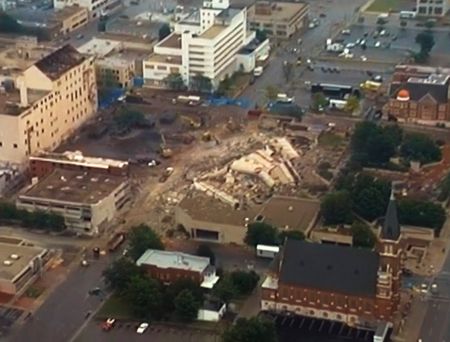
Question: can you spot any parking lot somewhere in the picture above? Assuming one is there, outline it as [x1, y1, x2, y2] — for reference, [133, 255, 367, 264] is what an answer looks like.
[76, 321, 220, 342]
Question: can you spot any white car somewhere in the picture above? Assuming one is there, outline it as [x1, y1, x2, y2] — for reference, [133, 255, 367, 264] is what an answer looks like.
[346, 43, 356, 49]
[374, 41, 381, 48]
[136, 322, 149, 334]
[341, 29, 351, 35]
[360, 39, 366, 46]
[360, 55, 367, 61]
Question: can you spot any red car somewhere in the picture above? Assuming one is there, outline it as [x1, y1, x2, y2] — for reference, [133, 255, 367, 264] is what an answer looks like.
[102, 318, 116, 331]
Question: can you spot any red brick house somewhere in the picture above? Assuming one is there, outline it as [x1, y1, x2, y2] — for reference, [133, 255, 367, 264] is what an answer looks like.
[261, 194, 403, 328]
[136, 249, 219, 289]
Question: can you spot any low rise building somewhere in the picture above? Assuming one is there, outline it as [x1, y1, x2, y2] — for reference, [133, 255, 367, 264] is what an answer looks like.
[0, 240, 49, 296]
[0, 45, 98, 166]
[416, 0, 449, 17]
[388, 65, 450, 124]
[248, 1, 309, 39]
[29, 150, 129, 178]
[175, 192, 319, 244]
[53, 0, 121, 19]
[136, 249, 219, 289]
[16, 169, 130, 236]
[96, 57, 135, 89]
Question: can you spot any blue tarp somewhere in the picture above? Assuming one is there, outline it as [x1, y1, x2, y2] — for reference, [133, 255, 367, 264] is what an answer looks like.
[98, 88, 125, 109]
[133, 77, 144, 88]
[205, 96, 254, 109]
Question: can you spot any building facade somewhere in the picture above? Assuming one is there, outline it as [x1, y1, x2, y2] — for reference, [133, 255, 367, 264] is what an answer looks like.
[387, 65, 450, 124]
[16, 169, 130, 235]
[143, 0, 262, 90]
[416, 0, 449, 17]
[248, 1, 309, 39]
[96, 57, 135, 89]
[53, 0, 121, 18]
[0, 45, 97, 165]
[136, 249, 219, 289]
[261, 194, 403, 327]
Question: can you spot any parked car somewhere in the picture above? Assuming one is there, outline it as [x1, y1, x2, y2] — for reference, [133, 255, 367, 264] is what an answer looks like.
[102, 318, 116, 331]
[136, 322, 149, 334]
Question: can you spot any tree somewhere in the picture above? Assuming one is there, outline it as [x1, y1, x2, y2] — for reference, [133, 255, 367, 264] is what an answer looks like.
[344, 95, 360, 113]
[173, 289, 201, 322]
[398, 199, 446, 232]
[279, 230, 305, 242]
[191, 74, 212, 93]
[245, 222, 279, 247]
[415, 31, 435, 62]
[255, 29, 268, 42]
[282, 61, 294, 82]
[351, 222, 376, 248]
[128, 224, 164, 261]
[265, 85, 279, 101]
[425, 19, 435, 30]
[230, 271, 260, 296]
[196, 244, 215, 265]
[213, 275, 236, 303]
[158, 23, 171, 41]
[126, 275, 164, 319]
[400, 20, 407, 30]
[222, 317, 277, 342]
[321, 191, 353, 225]
[312, 92, 328, 111]
[400, 133, 441, 164]
[103, 257, 144, 294]
[164, 73, 185, 91]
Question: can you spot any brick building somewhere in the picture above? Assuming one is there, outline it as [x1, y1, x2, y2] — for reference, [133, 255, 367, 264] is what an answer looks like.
[387, 65, 450, 123]
[261, 193, 403, 328]
[136, 249, 219, 289]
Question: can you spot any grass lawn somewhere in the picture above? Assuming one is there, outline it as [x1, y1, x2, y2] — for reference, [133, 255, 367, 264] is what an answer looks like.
[318, 132, 345, 148]
[366, 0, 399, 12]
[96, 295, 135, 320]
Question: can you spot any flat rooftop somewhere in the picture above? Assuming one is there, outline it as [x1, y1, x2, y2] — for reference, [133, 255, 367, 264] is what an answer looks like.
[30, 151, 128, 169]
[158, 33, 182, 49]
[35, 45, 85, 81]
[136, 249, 210, 273]
[200, 25, 226, 39]
[20, 169, 128, 204]
[0, 243, 47, 281]
[97, 56, 133, 68]
[78, 38, 120, 57]
[146, 54, 182, 65]
[179, 192, 257, 226]
[0, 89, 50, 116]
[251, 2, 308, 22]
[257, 196, 320, 232]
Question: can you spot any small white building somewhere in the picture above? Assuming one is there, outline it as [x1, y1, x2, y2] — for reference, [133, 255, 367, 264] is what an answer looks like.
[197, 300, 227, 322]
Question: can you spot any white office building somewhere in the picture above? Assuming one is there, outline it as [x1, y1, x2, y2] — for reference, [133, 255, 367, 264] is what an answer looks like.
[143, 0, 268, 90]
[53, 0, 121, 19]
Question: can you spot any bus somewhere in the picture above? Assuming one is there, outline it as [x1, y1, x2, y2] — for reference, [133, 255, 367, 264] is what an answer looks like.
[311, 83, 358, 99]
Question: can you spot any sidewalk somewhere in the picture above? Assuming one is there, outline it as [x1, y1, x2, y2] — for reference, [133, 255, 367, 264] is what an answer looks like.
[392, 295, 428, 342]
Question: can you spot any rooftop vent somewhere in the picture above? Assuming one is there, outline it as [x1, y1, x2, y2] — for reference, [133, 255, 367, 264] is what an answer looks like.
[3, 260, 12, 266]
[288, 206, 293, 212]
[90, 177, 98, 182]
[10, 254, 20, 260]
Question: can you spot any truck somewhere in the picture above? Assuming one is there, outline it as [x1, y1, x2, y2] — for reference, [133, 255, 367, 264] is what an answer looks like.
[253, 66, 264, 77]
[256, 245, 280, 259]
[107, 232, 126, 252]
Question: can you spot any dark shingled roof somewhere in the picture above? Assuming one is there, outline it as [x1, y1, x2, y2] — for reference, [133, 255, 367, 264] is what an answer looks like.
[279, 240, 379, 297]
[390, 81, 449, 103]
[381, 192, 401, 241]
[35, 45, 85, 81]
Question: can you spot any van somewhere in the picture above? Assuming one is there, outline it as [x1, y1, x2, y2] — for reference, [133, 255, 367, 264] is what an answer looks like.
[400, 11, 416, 18]
[377, 13, 389, 19]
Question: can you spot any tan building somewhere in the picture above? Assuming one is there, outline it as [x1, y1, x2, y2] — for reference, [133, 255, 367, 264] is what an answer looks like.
[0, 238, 49, 296]
[96, 57, 135, 89]
[175, 192, 320, 244]
[56, 6, 89, 35]
[0, 45, 97, 165]
[248, 1, 309, 39]
[16, 169, 130, 236]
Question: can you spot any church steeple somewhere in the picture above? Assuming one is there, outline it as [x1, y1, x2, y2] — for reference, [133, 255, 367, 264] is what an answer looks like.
[381, 190, 401, 241]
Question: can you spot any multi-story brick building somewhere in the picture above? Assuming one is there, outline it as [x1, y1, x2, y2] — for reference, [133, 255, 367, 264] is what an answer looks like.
[136, 249, 219, 289]
[261, 193, 403, 328]
[0, 45, 97, 166]
[387, 65, 450, 124]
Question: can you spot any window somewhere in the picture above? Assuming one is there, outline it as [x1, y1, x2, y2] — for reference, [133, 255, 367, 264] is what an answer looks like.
[0, 142, 2, 147]
[13, 144, 18, 148]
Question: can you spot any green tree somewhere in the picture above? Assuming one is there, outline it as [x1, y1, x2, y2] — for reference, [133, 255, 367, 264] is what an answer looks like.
[103, 257, 144, 294]
[196, 243, 215, 265]
[126, 275, 164, 319]
[400, 133, 442, 164]
[351, 221, 376, 248]
[415, 31, 435, 62]
[245, 222, 279, 246]
[425, 19, 435, 30]
[158, 23, 171, 41]
[400, 20, 407, 30]
[164, 73, 185, 91]
[312, 92, 328, 111]
[344, 95, 360, 113]
[279, 230, 305, 242]
[255, 29, 268, 42]
[222, 317, 277, 342]
[128, 224, 164, 261]
[191, 74, 212, 93]
[353, 187, 387, 221]
[398, 199, 446, 232]
[265, 85, 279, 101]
[230, 271, 260, 296]
[320, 191, 353, 225]
[213, 274, 236, 303]
[173, 289, 201, 322]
